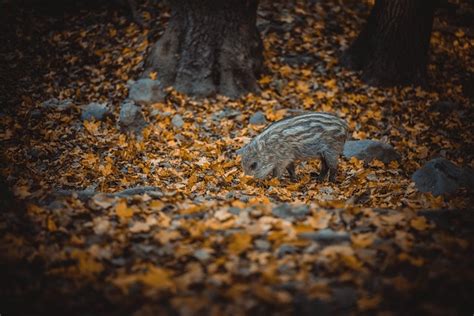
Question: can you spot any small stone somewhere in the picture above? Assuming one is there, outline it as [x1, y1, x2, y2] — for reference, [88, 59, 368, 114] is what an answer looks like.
[366, 173, 378, 181]
[30, 109, 42, 119]
[128, 78, 165, 105]
[81, 102, 109, 121]
[281, 54, 317, 66]
[430, 100, 459, 113]
[292, 205, 310, 217]
[249, 111, 267, 125]
[332, 286, 357, 310]
[412, 157, 474, 196]
[254, 239, 271, 251]
[277, 264, 293, 274]
[239, 195, 250, 202]
[276, 244, 297, 257]
[272, 203, 293, 218]
[171, 114, 184, 128]
[211, 108, 242, 121]
[41, 98, 73, 111]
[298, 229, 350, 244]
[228, 207, 241, 215]
[272, 203, 310, 219]
[118, 100, 147, 134]
[343, 140, 400, 163]
[193, 249, 211, 262]
[174, 133, 186, 142]
[110, 257, 127, 266]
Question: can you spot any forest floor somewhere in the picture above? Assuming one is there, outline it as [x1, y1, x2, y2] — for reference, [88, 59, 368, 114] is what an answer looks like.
[1, 0, 473, 315]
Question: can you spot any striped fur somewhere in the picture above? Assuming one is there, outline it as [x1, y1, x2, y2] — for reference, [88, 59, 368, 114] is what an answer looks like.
[238, 112, 348, 181]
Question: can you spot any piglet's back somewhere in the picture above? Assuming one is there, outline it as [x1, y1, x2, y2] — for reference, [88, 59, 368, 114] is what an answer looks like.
[255, 112, 348, 146]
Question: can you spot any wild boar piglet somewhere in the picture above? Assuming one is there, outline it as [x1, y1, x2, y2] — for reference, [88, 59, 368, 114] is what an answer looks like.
[237, 112, 348, 181]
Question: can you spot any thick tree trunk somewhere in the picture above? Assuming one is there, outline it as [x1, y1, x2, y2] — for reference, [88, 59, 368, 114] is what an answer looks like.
[341, 0, 436, 86]
[143, 0, 263, 99]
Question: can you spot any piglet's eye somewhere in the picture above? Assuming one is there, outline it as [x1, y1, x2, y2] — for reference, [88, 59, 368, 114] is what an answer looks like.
[249, 162, 258, 170]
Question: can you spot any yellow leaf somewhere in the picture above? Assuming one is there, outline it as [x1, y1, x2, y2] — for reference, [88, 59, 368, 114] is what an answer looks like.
[228, 232, 252, 255]
[323, 79, 337, 90]
[410, 216, 432, 231]
[455, 29, 465, 38]
[388, 160, 400, 169]
[129, 221, 150, 233]
[306, 210, 331, 229]
[116, 200, 134, 219]
[140, 266, 174, 289]
[417, 146, 429, 159]
[351, 233, 374, 248]
[296, 81, 310, 93]
[47, 217, 57, 232]
[99, 162, 113, 176]
[279, 65, 293, 76]
[266, 178, 281, 186]
[108, 27, 117, 37]
[352, 130, 367, 139]
[357, 295, 381, 311]
[187, 174, 198, 188]
[303, 96, 315, 108]
[150, 200, 164, 210]
[112, 266, 175, 293]
[370, 159, 385, 168]
[154, 230, 181, 244]
[231, 200, 246, 209]
[398, 252, 424, 266]
[83, 120, 100, 135]
[13, 185, 31, 199]
[71, 249, 103, 275]
[259, 75, 272, 85]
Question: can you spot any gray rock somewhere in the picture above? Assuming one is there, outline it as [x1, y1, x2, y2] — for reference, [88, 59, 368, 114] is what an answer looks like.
[249, 111, 267, 125]
[292, 205, 311, 217]
[276, 244, 297, 257]
[254, 239, 271, 251]
[171, 114, 184, 128]
[228, 207, 241, 216]
[193, 249, 211, 262]
[343, 140, 400, 163]
[272, 203, 294, 218]
[81, 102, 109, 121]
[298, 229, 350, 244]
[412, 158, 474, 196]
[332, 286, 357, 310]
[118, 100, 147, 134]
[41, 98, 73, 111]
[430, 100, 459, 113]
[272, 203, 310, 219]
[128, 79, 165, 105]
[277, 264, 293, 274]
[281, 54, 317, 66]
[211, 108, 242, 121]
[30, 109, 42, 119]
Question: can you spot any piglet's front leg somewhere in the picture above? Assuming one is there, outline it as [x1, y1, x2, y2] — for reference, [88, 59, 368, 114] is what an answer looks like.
[272, 165, 288, 179]
[286, 162, 297, 182]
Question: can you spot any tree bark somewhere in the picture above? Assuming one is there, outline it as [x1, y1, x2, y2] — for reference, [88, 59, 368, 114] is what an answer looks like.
[143, 0, 263, 99]
[341, 0, 436, 86]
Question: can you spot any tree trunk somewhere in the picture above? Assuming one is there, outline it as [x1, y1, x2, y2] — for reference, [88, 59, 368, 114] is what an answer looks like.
[143, 0, 263, 99]
[341, 0, 436, 86]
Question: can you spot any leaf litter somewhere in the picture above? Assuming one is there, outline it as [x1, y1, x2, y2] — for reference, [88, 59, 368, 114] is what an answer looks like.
[0, 0, 473, 315]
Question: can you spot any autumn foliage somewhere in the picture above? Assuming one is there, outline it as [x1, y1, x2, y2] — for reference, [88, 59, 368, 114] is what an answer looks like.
[0, 0, 473, 315]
